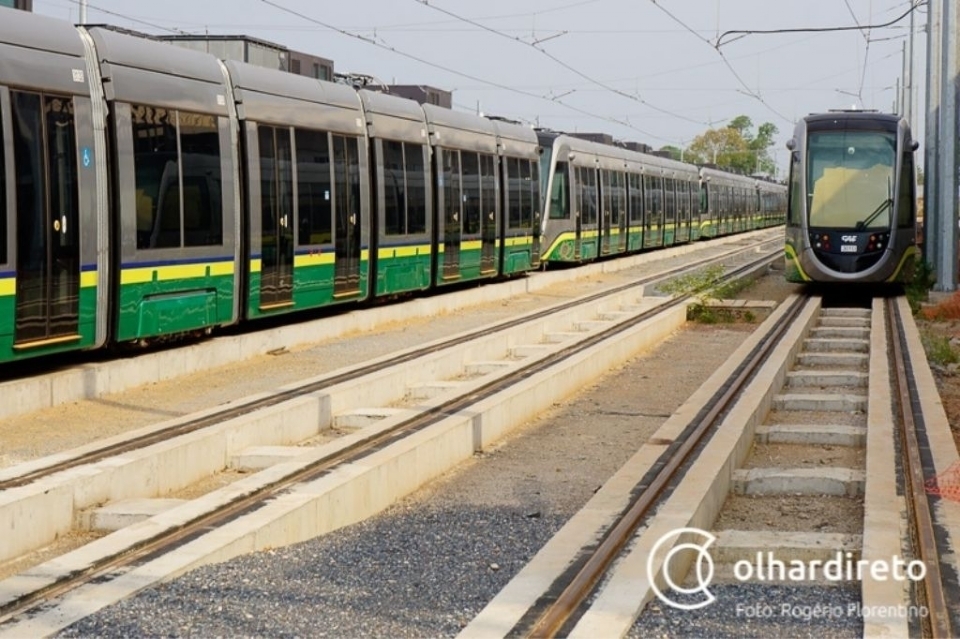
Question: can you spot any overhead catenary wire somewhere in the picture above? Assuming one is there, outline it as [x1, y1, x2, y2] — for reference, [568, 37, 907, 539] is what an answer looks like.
[413, 0, 715, 128]
[646, 0, 794, 124]
[714, 1, 925, 48]
[256, 0, 680, 143]
[63, 0, 191, 34]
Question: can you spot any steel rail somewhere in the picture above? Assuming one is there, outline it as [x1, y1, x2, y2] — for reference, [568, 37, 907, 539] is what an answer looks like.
[521, 292, 809, 638]
[0, 239, 779, 493]
[887, 297, 952, 638]
[0, 252, 779, 625]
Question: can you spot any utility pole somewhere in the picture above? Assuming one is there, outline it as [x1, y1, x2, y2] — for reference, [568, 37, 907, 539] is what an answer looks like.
[926, 0, 960, 292]
[906, 0, 915, 127]
[79, 0, 87, 24]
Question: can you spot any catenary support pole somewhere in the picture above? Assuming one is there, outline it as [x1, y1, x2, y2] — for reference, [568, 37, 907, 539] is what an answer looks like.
[933, 0, 959, 292]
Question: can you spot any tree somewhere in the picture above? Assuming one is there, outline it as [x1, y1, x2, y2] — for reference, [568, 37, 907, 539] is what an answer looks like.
[683, 116, 779, 176]
[658, 145, 683, 161]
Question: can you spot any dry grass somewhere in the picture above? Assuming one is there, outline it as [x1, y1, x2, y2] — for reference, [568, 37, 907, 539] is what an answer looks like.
[920, 292, 960, 320]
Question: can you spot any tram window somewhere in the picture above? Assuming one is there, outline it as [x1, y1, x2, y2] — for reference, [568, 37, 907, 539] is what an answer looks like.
[580, 167, 598, 225]
[132, 104, 180, 248]
[528, 159, 541, 225]
[601, 170, 612, 223]
[180, 111, 222, 247]
[507, 156, 522, 229]
[406, 143, 427, 234]
[610, 171, 624, 225]
[519, 158, 533, 228]
[332, 135, 362, 236]
[12, 91, 46, 276]
[296, 128, 332, 245]
[788, 154, 802, 225]
[897, 151, 915, 228]
[644, 175, 662, 220]
[440, 148, 461, 231]
[480, 154, 497, 228]
[628, 173, 643, 223]
[462, 151, 481, 234]
[678, 180, 688, 218]
[664, 178, 676, 222]
[382, 140, 405, 235]
[549, 161, 569, 220]
[807, 131, 895, 228]
[258, 126, 284, 254]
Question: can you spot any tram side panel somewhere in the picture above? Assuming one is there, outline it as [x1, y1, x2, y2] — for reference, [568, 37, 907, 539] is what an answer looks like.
[0, 11, 108, 364]
[360, 89, 434, 297]
[422, 104, 504, 287]
[493, 117, 542, 274]
[87, 27, 240, 343]
[227, 61, 370, 319]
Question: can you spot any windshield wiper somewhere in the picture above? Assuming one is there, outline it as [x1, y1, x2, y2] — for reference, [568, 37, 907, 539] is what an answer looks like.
[855, 198, 892, 231]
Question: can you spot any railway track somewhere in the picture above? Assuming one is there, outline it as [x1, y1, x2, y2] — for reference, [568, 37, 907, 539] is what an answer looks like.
[0, 245, 779, 636]
[464, 294, 960, 638]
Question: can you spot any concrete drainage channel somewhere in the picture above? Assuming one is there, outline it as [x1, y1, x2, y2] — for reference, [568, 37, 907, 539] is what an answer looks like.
[0, 280, 695, 635]
[463, 296, 939, 638]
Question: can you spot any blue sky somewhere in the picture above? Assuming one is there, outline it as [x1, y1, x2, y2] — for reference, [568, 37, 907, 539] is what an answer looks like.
[33, 0, 926, 175]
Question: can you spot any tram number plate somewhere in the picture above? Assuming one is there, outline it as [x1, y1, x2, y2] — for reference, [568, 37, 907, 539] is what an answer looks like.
[841, 245, 858, 253]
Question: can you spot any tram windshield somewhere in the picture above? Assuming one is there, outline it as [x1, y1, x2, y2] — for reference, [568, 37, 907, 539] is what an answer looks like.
[806, 130, 896, 230]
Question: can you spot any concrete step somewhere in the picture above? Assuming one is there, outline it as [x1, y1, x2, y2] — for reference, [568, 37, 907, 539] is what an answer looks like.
[232, 445, 309, 471]
[755, 424, 866, 447]
[821, 308, 871, 318]
[732, 467, 865, 497]
[819, 317, 870, 328]
[544, 331, 583, 343]
[81, 498, 187, 532]
[406, 380, 465, 400]
[797, 352, 868, 368]
[334, 407, 409, 429]
[804, 338, 869, 353]
[713, 529, 863, 564]
[785, 370, 867, 388]
[773, 392, 867, 412]
[465, 361, 513, 376]
[510, 344, 551, 359]
[810, 327, 870, 340]
[575, 320, 612, 332]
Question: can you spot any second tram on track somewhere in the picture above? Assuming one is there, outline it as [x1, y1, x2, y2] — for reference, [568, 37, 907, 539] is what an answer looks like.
[783, 110, 919, 284]
[537, 132, 787, 264]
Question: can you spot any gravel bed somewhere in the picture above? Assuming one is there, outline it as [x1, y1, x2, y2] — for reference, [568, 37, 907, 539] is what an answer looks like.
[631, 583, 863, 638]
[57, 301, 767, 637]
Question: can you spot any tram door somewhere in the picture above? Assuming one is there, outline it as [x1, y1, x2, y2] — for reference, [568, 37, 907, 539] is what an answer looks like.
[615, 171, 627, 252]
[529, 159, 541, 268]
[441, 149, 462, 280]
[258, 126, 294, 309]
[600, 170, 612, 255]
[573, 166, 583, 261]
[12, 91, 81, 345]
[333, 135, 361, 297]
[479, 154, 496, 274]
